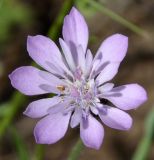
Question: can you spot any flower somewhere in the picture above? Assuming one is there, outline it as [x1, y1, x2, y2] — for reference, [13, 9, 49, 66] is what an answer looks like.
[9, 7, 147, 150]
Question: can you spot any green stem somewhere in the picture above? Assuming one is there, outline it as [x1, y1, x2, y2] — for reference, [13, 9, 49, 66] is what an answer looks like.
[67, 138, 84, 160]
[83, 0, 148, 38]
[0, 92, 27, 137]
[48, 0, 74, 40]
[33, 145, 45, 160]
[11, 126, 29, 160]
[132, 108, 154, 160]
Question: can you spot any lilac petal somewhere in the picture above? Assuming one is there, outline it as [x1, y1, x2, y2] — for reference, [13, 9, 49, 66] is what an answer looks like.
[47, 101, 69, 114]
[59, 38, 76, 71]
[70, 107, 82, 128]
[77, 45, 86, 73]
[80, 115, 104, 149]
[38, 69, 66, 86]
[47, 55, 74, 79]
[90, 59, 100, 78]
[85, 49, 93, 77]
[9, 66, 61, 95]
[23, 96, 61, 118]
[46, 61, 70, 79]
[95, 34, 128, 62]
[102, 84, 147, 110]
[98, 83, 114, 93]
[96, 63, 119, 85]
[94, 34, 128, 84]
[99, 106, 132, 130]
[34, 112, 71, 144]
[27, 35, 62, 73]
[62, 7, 88, 54]
[27, 36, 73, 79]
[90, 106, 99, 115]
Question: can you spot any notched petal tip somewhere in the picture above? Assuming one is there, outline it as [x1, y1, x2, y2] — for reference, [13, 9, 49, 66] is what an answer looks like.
[113, 33, 128, 42]
[34, 132, 51, 145]
[8, 73, 12, 81]
[23, 107, 33, 118]
[27, 35, 34, 44]
[70, 6, 79, 14]
[112, 33, 128, 50]
[114, 33, 128, 38]
[27, 35, 33, 39]
[8, 68, 21, 90]
[135, 83, 148, 105]
[34, 130, 42, 144]
[8, 72, 16, 91]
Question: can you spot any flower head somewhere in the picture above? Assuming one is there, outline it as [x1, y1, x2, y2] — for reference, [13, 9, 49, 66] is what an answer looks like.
[9, 7, 147, 149]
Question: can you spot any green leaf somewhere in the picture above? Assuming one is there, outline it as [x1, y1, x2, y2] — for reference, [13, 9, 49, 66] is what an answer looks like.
[132, 107, 154, 160]
[11, 126, 29, 160]
[81, 0, 148, 38]
[0, 92, 27, 137]
[75, 0, 97, 18]
[33, 145, 45, 160]
[67, 138, 84, 160]
[0, 0, 32, 42]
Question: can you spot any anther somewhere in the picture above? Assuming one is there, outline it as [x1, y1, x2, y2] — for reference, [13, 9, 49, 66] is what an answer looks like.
[57, 85, 65, 92]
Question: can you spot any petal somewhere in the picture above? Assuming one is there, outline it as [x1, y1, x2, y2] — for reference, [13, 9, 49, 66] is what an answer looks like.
[59, 38, 76, 71]
[90, 59, 100, 78]
[99, 106, 132, 130]
[9, 66, 61, 95]
[70, 107, 82, 128]
[48, 101, 70, 114]
[94, 34, 128, 83]
[46, 55, 74, 80]
[102, 84, 147, 110]
[38, 69, 66, 86]
[80, 115, 104, 150]
[27, 35, 62, 73]
[62, 7, 89, 54]
[34, 112, 71, 144]
[95, 34, 128, 62]
[85, 49, 93, 77]
[96, 63, 119, 85]
[77, 45, 86, 73]
[90, 106, 99, 115]
[23, 96, 61, 118]
[98, 83, 114, 93]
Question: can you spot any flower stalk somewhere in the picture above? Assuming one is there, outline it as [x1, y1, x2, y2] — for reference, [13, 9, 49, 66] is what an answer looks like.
[67, 138, 84, 160]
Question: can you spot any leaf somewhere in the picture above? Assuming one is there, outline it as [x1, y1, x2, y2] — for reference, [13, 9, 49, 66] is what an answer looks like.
[11, 126, 29, 160]
[132, 107, 154, 160]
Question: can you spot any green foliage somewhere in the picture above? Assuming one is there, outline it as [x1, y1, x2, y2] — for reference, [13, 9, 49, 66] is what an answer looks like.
[0, 102, 12, 118]
[79, 0, 148, 38]
[0, 92, 27, 137]
[33, 145, 45, 160]
[67, 139, 84, 160]
[48, 0, 74, 40]
[0, 0, 31, 42]
[75, 0, 97, 18]
[132, 107, 154, 160]
[11, 127, 29, 160]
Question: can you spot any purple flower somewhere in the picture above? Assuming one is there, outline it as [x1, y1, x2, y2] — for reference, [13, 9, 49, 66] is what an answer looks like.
[9, 7, 147, 150]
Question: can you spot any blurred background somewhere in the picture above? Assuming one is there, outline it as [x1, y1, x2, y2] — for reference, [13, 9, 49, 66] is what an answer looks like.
[0, 0, 154, 160]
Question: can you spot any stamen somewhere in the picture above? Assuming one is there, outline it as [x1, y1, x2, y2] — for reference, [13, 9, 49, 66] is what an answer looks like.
[57, 85, 65, 92]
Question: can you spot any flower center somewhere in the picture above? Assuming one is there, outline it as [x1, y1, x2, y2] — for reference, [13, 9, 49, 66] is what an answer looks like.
[56, 68, 100, 116]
